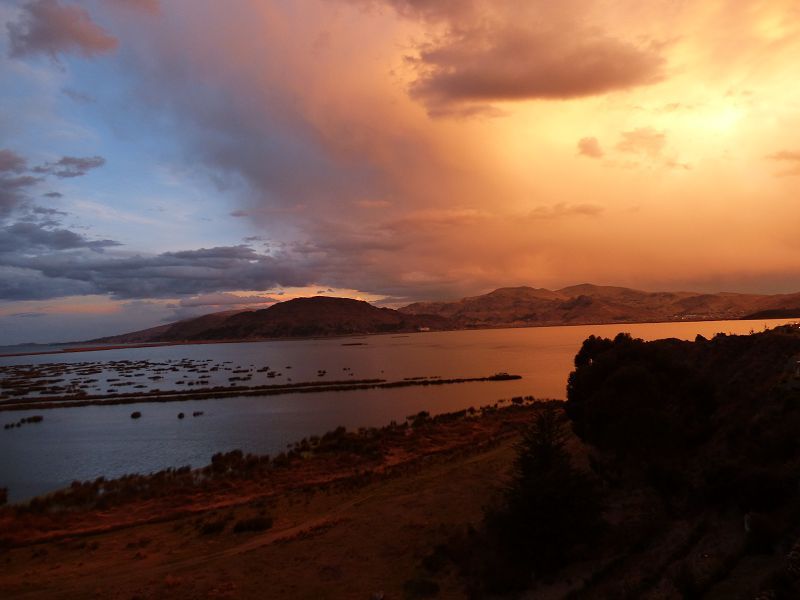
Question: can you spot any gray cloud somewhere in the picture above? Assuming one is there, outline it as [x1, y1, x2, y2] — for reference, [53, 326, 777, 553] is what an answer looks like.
[0, 221, 120, 253]
[33, 155, 106, 178]
[0, 150, 105, 215]
[61, 87, 95, 104]
[0, 244, 312, 300]
[0, 265, 95, 300]
[0, 149, 27, 173]
[7, 0, 118, 59]
[0, 174, 41, 216]
[31, 206, 67, 216]
[179, 292, 278, 307]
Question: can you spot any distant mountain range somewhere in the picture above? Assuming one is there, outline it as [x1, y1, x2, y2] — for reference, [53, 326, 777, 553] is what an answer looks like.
[90, 284, 800, 344]
[399, 284, 800, 328]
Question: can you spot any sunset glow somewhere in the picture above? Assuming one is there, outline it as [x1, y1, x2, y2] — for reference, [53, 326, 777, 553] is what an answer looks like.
[2, 0, 800, 343]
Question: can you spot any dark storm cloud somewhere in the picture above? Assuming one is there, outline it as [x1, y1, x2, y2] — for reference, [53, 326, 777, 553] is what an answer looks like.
[0, 245, 312, 300]
[7, 0, 118, 59]
[0, 265, 95, 300]
[33, 155, 106, 178]
[0, 221, 120, 253]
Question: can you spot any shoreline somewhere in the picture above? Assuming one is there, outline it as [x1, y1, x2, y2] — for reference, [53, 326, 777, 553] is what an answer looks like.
[1, 315, 793, 359]
[0, 400, 543, 536]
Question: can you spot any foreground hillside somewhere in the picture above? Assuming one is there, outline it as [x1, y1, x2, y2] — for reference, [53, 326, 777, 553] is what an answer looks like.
[0, 402, 540, 599]
[91, 284, 800, 345]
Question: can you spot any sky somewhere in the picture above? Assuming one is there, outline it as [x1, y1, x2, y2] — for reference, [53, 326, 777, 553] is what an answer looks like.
[1, 0, 800, 344]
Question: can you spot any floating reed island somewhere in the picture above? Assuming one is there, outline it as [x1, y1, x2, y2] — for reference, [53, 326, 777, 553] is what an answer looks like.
[0, 373, 521, 412]
[0, 354, 521, 412]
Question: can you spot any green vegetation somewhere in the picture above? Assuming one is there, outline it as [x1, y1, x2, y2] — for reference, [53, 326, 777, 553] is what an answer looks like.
[436, 406, 602, 595]
[412, 325, 800, 597]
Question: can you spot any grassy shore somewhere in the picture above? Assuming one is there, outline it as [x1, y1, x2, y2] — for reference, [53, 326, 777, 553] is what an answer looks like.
[0, 401, 543, 599]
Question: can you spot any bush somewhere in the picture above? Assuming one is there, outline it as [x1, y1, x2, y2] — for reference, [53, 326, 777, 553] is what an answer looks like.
[403, 576, 439, 598]
[453, 406, 604, 594]
[490, 407, 603, 573]
[233, 516, 273, 533]
[566, 334, 714, 459]
[199, 518, 227, 535]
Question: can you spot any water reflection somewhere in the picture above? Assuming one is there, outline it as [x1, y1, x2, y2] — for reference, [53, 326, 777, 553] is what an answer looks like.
[0, 319, 790, 501]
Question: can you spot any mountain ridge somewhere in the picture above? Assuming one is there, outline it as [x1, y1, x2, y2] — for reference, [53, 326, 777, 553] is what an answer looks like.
[90, 284, 800, 344]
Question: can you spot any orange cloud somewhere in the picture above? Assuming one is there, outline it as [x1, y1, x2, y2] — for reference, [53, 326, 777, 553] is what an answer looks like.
[578, 137, 604, 158]
[616, 128, 666, 158]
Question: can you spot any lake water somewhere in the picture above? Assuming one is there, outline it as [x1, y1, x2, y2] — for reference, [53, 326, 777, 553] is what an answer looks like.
[0, 319, 792, 502]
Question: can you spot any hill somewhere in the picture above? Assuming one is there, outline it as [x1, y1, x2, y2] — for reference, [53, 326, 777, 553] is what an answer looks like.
[92, 296, 448, 343]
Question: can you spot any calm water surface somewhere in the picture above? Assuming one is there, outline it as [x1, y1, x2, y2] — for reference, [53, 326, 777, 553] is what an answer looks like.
[0, 319, 790, 501]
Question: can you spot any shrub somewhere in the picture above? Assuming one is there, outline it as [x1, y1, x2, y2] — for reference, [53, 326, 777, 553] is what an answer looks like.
[566, 334, 714, 460]
[233, 516, 273, 533]
[403, 576, 440, 598]
[199, 518, 227, 535]
[461, 406, 603, 594]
